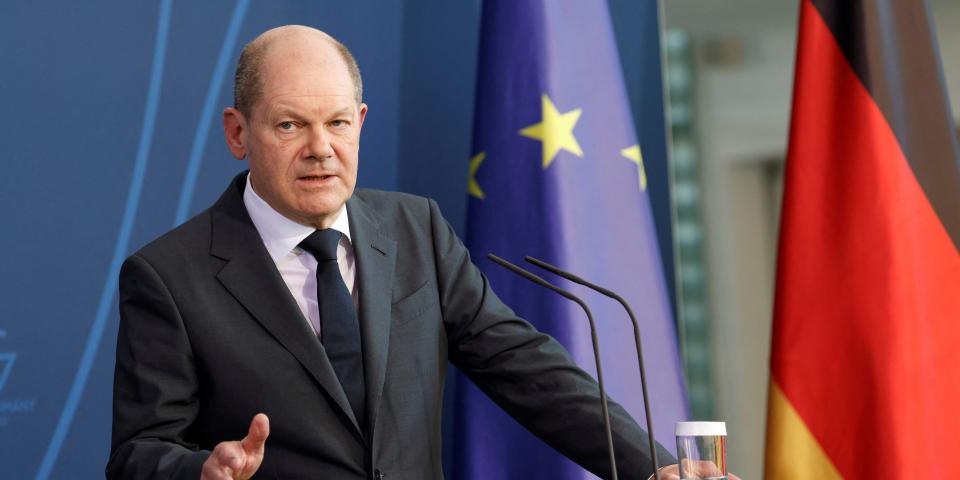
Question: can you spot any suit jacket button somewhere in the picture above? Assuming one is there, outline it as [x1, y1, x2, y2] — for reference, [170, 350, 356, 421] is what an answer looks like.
[373, 469, 384, 480]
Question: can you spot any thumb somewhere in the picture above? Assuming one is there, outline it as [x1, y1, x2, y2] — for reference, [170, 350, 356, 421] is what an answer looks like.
[240, 413, 269, 454]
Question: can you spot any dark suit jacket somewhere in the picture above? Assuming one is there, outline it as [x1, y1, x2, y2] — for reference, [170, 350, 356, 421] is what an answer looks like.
[107, 173, 673, 479]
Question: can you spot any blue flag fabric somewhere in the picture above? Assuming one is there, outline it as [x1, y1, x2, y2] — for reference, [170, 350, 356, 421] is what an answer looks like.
[455, 0, 689, 478]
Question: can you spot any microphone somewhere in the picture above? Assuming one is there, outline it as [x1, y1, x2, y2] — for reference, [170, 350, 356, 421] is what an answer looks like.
[487, 254, 619, 480]
[524, 256, 661, 480]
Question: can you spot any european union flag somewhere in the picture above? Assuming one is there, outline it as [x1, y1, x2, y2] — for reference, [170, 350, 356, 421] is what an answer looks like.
[455, 0, 688, 478]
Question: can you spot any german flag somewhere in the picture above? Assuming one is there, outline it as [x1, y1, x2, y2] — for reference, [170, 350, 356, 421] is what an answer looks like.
[765, 0, 960, 478]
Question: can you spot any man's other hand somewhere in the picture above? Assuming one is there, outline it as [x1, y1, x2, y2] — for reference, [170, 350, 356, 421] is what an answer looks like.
[201, 413, 270, 480]
[649, 462, 742, 480]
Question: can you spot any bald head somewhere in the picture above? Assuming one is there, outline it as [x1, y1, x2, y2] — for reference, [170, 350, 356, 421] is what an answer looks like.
[233, 25, 362, 118]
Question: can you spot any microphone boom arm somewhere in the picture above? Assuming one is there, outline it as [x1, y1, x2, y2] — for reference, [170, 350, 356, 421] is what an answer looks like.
[524, 255, 661, 480]
[487, 254, 619, 480]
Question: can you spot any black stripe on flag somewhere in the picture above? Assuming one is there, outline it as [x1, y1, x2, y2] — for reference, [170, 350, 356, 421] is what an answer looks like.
[811, 0, 960, 250]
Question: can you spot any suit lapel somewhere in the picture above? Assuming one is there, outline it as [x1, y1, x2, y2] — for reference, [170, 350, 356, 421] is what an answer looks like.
[209, 175, 364, 437]
[346, 194, 396, 435]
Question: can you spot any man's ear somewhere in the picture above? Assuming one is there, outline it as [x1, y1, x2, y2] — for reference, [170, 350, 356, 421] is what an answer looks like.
[223, 107, 248, 160]
[357, 103, 368, 130]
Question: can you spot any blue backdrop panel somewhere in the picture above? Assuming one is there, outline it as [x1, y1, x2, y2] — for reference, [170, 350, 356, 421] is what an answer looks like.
[0, 1, 670, 478]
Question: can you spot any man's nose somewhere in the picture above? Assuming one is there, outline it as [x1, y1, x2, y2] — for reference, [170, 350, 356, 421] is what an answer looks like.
[307, 126, 335, 159]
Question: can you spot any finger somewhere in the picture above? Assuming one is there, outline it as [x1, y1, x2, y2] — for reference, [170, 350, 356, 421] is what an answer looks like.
[201, 468, 229, 480]
[240, 413, 270, 454]
[650, 464, 680, 480]
[212, 441, 246, 473]
[202, 449, 240, 480]
[694, 460, 723, 476]
[203, 468, 233, 480]
[236, 414, 269, 479]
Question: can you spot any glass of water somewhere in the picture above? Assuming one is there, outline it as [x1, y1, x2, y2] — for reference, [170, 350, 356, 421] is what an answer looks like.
[675, 421, 727, 480]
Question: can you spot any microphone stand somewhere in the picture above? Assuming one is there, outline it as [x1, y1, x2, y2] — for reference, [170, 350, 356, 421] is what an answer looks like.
[487, 254, 619, 480]
[524, 256, 661, 480]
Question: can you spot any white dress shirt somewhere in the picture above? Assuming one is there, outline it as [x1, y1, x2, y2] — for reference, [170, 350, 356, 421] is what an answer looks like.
[243, 174, 357, 337]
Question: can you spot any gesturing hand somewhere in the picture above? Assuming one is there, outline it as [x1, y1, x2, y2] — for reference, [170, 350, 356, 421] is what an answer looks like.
[201, 413, 270, 480]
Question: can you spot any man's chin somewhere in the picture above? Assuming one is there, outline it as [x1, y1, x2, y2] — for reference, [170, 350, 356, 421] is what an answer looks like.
[290, 202, 348, 228]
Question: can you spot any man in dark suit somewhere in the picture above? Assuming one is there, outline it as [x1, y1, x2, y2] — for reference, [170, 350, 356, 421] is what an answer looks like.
[107, 25, 683, 479]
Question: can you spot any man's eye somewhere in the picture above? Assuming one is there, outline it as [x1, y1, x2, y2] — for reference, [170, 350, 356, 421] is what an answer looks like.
[330, 119, 349, 127]
[278, 121, 296, 130]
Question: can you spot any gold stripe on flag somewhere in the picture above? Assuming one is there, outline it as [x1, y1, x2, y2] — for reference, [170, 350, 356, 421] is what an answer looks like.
[765, 381, 843, 479]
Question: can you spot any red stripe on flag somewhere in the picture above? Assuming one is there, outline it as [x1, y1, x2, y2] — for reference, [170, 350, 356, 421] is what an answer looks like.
[770, 0, 960, 477]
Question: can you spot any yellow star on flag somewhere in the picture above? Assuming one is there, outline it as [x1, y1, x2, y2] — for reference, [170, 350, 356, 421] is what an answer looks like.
[519, 95, 583, 169]
[468, 152, 486, 199]
[620, 145, 647, 191]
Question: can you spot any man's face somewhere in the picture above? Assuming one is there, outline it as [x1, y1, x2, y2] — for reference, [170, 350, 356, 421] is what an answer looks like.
[226, 40, 367, 228]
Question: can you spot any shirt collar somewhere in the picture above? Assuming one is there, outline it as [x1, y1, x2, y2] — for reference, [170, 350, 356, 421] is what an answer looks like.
[243, 172, 352, 264]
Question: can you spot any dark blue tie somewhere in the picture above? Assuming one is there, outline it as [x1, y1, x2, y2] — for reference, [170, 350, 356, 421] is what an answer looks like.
[299, 229, 365, 430]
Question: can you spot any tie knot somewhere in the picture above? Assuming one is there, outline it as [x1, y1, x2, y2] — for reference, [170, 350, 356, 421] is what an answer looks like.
[299, 229, 341, 261]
